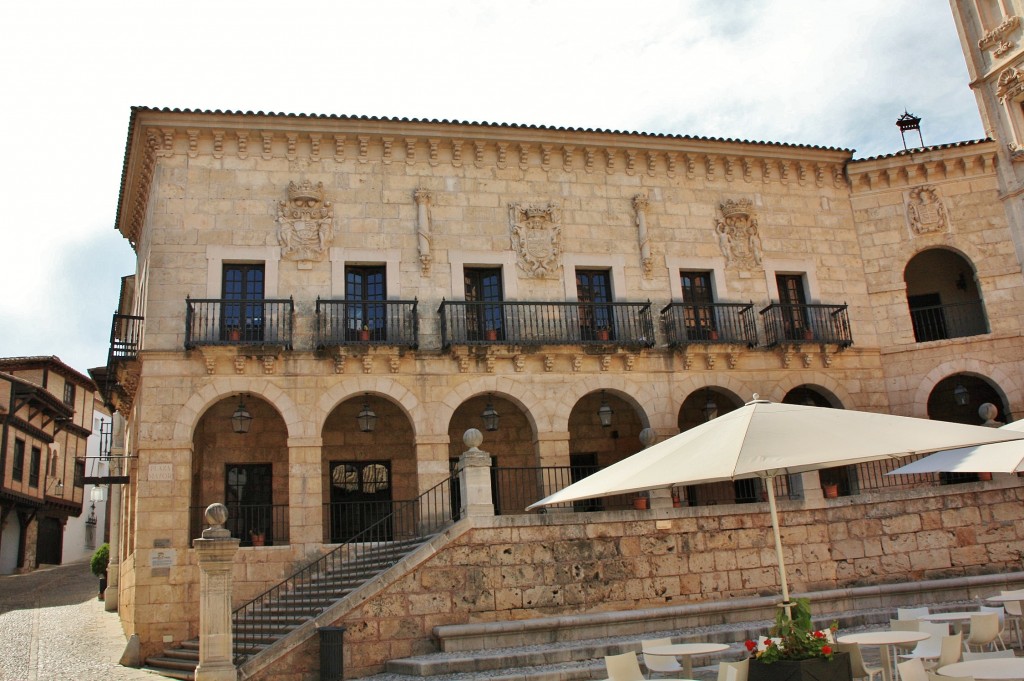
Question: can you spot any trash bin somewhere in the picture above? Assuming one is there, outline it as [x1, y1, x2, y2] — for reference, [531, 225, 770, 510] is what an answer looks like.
[318, 626, 346, 681]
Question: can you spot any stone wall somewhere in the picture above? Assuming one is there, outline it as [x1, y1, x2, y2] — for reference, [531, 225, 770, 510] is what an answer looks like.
[250, 477, 1024, 680]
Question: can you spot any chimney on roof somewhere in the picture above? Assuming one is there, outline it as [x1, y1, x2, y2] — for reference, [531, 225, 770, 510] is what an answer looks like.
[896, 111, 924, 150]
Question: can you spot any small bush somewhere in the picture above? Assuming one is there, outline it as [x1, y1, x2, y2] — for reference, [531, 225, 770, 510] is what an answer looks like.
[91, 543, 110, 577]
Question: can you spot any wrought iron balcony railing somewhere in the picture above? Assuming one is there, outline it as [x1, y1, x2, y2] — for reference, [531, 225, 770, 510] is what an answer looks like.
[314, 298, 418, 349]
[760, 302, 852, 347]
[185, 297, 294, 349]
[908, 299, 988, 343]
[189, 503, 289, 547]
[107, 313, 144, 363]
[438, 300, 656, 348]
[661, 302, 758, 346]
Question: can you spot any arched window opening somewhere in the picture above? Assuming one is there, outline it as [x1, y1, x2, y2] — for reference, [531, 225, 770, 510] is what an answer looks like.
[904, 249, 987, 342]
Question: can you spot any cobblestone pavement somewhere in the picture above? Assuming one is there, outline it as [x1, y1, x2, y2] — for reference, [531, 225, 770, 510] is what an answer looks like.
[0, 560, 160, 681]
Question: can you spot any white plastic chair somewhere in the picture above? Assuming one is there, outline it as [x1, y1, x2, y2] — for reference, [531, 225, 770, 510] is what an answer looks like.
[897, 658, 929, 681]
[899, 622, 949, 662]
[899, 607, 931, 620]
[717, 658, 750, 681]
[932, 633, 963, 670]
[892, 618, 921, 653]
[836, 642, 883, 681]
[641, 638, 684, 678]
[980, 605, 1008, 650]
[965, 612, 1004, 652]
[605, 651, 646, 681]
[1001, 589, 1024, 648]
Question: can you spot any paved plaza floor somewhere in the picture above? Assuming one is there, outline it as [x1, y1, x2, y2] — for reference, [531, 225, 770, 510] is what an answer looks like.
[0, 560, 157, 681]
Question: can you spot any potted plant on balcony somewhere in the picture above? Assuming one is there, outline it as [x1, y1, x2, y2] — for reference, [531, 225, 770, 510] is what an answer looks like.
[596, 326, 611, 341]
[227, 326, 242, 341]
[485, 325, 498, 341]
[250, 530, 266, 547]
[633, 493, 649, 510]
[359, 325, 371, 342]
[745, 598, 849, 681]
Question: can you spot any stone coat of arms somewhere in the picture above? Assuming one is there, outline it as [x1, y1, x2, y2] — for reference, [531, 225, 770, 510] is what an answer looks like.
[715, 198, 763, 269]
[277, 180, 334, 264]
[906, 185, 949, 235]
[510, 204, 562, 278]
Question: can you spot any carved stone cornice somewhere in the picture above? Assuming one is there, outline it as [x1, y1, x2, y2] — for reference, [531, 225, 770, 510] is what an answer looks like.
[979, 15, 1021, 54]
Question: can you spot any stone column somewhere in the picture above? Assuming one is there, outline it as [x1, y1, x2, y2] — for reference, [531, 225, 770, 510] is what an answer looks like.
[638, 428, 673, 510]
[457, 429, 493, 518]
[105, 412, 125, 610]
[287, 437, 324, 549]
[192, 503, 240, 681]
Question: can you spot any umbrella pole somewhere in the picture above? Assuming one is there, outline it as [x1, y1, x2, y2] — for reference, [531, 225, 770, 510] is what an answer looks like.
[764, 475, 793, 618]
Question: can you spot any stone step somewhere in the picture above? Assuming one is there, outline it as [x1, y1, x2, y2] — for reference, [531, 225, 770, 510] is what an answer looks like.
[141, 667, 194, 681]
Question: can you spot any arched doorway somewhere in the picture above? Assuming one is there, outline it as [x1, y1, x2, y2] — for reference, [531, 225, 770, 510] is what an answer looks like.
[448, 393, 532, 515]
[566, 391, 644, 511]
[322, 394, 415, 543]
[782, 385, 852, 497]
[904, 249, 987, 342]
[927, 374, 1009, 485]
[191, 394, 289, 546]
[676, 388, 745, 506]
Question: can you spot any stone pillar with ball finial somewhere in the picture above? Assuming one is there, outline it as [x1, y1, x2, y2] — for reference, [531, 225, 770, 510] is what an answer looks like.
[457, 429, 494, 518]
[192, 503, 240, 681]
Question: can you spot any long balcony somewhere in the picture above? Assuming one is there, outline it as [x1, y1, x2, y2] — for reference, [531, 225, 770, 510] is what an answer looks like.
[185, 297, 294, 349]
[760, 303, 852, 347]
[438, 300, 656, 348]
[314, 298, 418, 350]
[661, 302, 758, 346]
[909, 299, 988, 343]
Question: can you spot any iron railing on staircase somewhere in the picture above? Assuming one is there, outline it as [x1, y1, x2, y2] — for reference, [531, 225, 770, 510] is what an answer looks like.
[229, 474, 456, 664]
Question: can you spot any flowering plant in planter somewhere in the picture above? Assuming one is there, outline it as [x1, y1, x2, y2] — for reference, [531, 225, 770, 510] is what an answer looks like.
[745, 598, 838, 663]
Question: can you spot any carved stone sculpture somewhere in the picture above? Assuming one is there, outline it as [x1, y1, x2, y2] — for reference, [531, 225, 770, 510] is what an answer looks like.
[906, 185, 949, 235]
[509, 203, 562, 278]
[276, 180, 333, 265]
[715, 198, 763, 269]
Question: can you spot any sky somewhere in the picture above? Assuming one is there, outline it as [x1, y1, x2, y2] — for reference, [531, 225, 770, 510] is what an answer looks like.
[0, 1, 985, 376]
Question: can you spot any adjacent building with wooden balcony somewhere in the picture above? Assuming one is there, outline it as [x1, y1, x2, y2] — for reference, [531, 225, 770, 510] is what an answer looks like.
[0, 356, 97, 573]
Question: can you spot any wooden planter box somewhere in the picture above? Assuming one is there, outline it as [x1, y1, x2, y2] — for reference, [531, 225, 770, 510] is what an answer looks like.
[750, 652, 852, 681]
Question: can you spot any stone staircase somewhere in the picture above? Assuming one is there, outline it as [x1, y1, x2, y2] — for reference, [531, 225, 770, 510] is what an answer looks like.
[142, 535, 434, 680]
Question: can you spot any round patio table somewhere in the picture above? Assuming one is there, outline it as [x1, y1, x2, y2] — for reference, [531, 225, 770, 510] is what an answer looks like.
[644, 642, 729, 678]
[837, 631, 930, 681]
[920, 611, 980, 634]
[938, 658, 1024, 679]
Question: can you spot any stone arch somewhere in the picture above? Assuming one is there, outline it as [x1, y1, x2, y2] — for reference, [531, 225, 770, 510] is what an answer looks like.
[173, 378, 305, 443]
[914, 359, 1022, 419]
[767, 372, 857, 409]
[316, 377, 425, 439]
[440, 378, 543, 439]
[546, 376, 660, 434]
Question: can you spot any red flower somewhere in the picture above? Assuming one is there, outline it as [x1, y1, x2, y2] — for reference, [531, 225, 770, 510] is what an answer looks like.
[745, 640, 757, 652]
[813, 630, 826, 639]
[821, 645, 832, 656]
[763, 638, 775, 647]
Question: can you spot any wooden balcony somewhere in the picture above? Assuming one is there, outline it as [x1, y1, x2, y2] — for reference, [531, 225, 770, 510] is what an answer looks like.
[438, 300, 656, 348]
[661, 302, 758, 347]
[314, 298, 418, 350]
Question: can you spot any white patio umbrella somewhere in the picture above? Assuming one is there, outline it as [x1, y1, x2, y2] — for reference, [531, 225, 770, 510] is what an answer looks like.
[527, 397, 1024, 613]
[888, 418, 1024, 475]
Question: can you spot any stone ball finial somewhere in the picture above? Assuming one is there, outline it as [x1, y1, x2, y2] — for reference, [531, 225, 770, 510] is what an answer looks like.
[979, 402, 1001, 427]
[463, 428, 483, 450]
[639, 427, 656, 449]
[205, 503, 229, 528]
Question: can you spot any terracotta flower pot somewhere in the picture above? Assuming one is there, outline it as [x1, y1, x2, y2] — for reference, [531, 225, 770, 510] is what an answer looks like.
[359, 329, 371, 341]
[822, 483, 839, 498]
[633, 496, 649, 510]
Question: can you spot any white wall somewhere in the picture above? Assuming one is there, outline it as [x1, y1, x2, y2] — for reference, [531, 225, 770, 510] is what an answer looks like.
[62, 410, 110, 563]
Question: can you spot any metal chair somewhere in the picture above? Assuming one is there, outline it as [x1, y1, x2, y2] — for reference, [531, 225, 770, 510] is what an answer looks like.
[604, 651, 646, 681]
[641, 638, 684, 678]
[836, 642, 883, 681]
